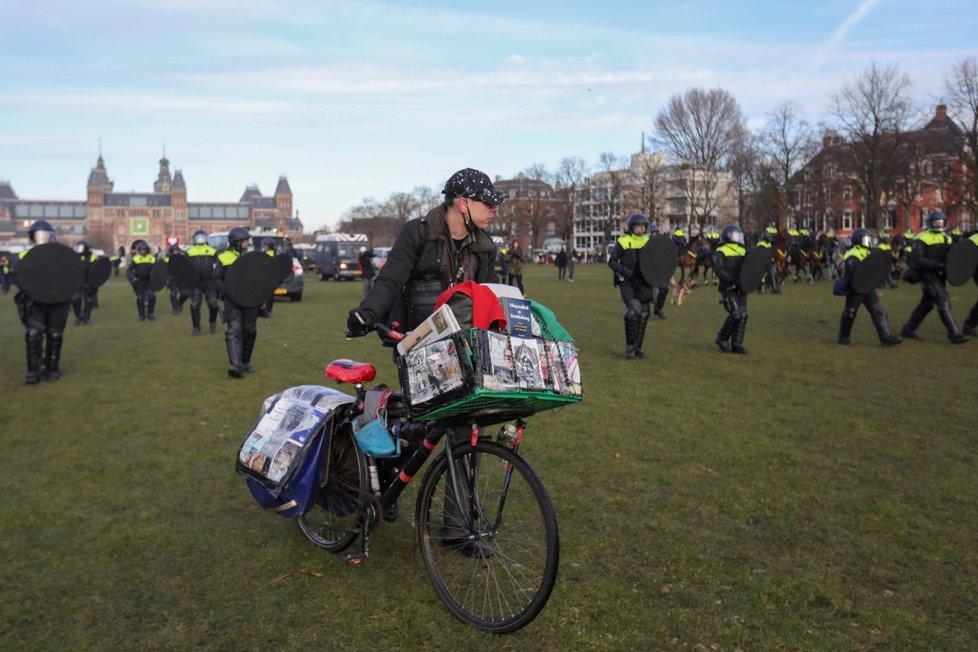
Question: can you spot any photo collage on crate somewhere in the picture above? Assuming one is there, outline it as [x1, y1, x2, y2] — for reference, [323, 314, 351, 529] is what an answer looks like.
[400, 334, 469, 406]
[473, 330, 582, 397]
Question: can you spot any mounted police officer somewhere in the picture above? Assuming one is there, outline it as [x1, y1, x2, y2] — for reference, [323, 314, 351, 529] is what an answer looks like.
[608, 212, 654, 358]
[837, 228, 902, 347]
[13, 220, 72, 383]
[713, 225, 749, 354]
[187, 229, 219, 336]
[127, 240, 157, 321]
[756, 230, 780, 294]
[71, 240, 99, 326]
[217, 227, 259, 377]
[899, 211, 969, 344]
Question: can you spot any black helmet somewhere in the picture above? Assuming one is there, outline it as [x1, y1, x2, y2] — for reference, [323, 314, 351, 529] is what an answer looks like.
[625, 212, 651, 234]
[878, 232, 889, 243]
[852, 228, 872, 248]
[29, 220, 56, 244]
[74, 240, 91, 253]
[720, 225, 745, 245]
[133, 239, 150, 254]
[192, 229, 208, 245]
[926, 211, 946, 231]
[261, 237, 276, 251]
[648, 222, 660, 235]
[228, 227, 251, 251]
[168, 243, 181, 255]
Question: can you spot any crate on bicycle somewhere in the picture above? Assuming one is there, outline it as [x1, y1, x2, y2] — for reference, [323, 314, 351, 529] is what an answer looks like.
[396, 281, 582, 422]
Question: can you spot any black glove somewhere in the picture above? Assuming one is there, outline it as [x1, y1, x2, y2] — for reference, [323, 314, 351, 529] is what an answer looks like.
[346, 309, 376, 337]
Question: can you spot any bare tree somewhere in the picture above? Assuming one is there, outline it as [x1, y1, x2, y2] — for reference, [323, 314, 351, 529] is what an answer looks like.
[828, 62, 915, 229]
[944, 55, 978, 222]
[760, 102, 817, 229]
[411, 185, 440, 218]
[596, 151, 627, 249]
[653, 87, 747, 232]
[553, 157, 590, 245]
[622, 147, 669, 226]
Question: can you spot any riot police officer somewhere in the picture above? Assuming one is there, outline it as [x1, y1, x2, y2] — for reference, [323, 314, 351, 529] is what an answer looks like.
[713, 225, 749, 354]
[963, 231, 978, 337]
[899, 211, 969, 344]
[187, 229, 219, 335]
[164, 243, 189, 313]
[127, 240, 157, 321]
[217, 227, 259, 377]
[837, 229, 902, 346]
[608, 212, 654, 358]
[71, 240, 99, 325]
[259, 237, 277, 318]
[13, 220, 72, 383]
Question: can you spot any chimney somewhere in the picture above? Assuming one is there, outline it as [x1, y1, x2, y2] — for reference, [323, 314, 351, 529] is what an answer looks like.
[935, 104, 948, 120]
[823, 132, 835, 148]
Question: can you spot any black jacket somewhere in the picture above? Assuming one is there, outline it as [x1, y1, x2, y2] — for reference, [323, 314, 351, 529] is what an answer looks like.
[358, 204, 497, 330]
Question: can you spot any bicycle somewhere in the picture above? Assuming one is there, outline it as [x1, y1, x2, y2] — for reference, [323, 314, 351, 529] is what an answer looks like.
[293, 323, 563, 634]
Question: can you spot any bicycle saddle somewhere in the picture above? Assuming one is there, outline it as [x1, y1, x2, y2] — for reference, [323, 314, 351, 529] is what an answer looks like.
[325, 358, 377, 384]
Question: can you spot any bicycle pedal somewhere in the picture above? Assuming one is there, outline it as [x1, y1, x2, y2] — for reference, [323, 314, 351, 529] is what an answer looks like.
[341, 551, 365, 566]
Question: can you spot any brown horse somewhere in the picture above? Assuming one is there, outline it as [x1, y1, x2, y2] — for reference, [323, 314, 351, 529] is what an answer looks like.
[675, 236, 711, 284]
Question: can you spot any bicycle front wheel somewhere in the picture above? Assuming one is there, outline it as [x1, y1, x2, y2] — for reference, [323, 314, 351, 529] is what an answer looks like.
[416, 439, 559, 634]
[296, 427, 367, 553]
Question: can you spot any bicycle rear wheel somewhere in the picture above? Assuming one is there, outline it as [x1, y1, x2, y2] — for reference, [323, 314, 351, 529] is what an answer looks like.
[297, 427, 367, 552]
[416, 439, 559, 633]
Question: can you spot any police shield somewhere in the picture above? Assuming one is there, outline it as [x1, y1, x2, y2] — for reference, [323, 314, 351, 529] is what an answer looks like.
[273, 253, 294, 284]
[168, 254, 201, 289]
[945, 238, 978, 287]
[87, 256, 112, 289]
[638, 235, 679, 287]
[225, 251, 281, 308]
[16, 243, 85, 303]
[738, 246, 771, 292]
[851, 249, 892, 294]
[149, 259, 170, 292]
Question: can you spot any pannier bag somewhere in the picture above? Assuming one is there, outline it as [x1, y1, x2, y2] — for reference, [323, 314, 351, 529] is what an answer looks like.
[236, 385, 354, 517]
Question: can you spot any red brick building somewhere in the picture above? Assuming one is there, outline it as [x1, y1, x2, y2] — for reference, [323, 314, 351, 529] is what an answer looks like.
[789, 105, 973, 236]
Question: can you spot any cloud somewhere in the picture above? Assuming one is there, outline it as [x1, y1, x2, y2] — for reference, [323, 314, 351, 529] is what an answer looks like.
[811, 0, 881, 70]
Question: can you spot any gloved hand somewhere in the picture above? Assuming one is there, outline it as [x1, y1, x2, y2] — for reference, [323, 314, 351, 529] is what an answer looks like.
[346, 308, 376, 337]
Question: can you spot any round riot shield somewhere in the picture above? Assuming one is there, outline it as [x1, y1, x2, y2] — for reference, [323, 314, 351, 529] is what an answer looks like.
[273, 253, 294, 284]
[851, 249, 892, 294]
[224, 251, 281, 308]
[149, 259, 170, 291]
[738, 246, 772, 292]
[945, 238, 978, 287]
[168, 254, 201, 289]
[16, 243, 85, 303]
[87, 256, 112, 289]
[638, 235, 679, 287]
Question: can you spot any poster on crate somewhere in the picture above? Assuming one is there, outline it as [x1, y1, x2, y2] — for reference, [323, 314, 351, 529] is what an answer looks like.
[402, 336, 467, 405]
[556, 341, 582, 396]
[479, 330, 519, 391]
[511, 337, 547, 390]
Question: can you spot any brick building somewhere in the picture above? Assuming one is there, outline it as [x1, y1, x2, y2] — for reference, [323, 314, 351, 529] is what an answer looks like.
[789, 105, 973, 236]
[0, 152, 302, 252]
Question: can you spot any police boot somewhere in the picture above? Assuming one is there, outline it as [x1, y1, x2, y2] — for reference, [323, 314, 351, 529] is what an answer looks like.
[241, 330, 257, 374]
[964, 304, 978, 336]
[837, 310, 856, 345]
[191, 306, 201, 336]
[208, 306, 218, 333]
[25, 330, 43, 384]
[871, 312, 902, 347]
[731, 316, 748, 354]
[82, 297, 93, 325]
[715, 317, 735, 353]
[936, 298, 969, 344]
[146, 295, 156, 321]
[654, 290, 667, 319]
[226, 332, 244, 378]
[623, 316, 637, 358]
[43, 330, 64, 381]
[136, 297, 146, 321]
[170, 291, 181, 313]
[634, 313, 650, 358]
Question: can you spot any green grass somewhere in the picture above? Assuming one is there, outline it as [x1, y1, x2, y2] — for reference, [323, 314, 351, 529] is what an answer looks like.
[2, 267, 977, 651]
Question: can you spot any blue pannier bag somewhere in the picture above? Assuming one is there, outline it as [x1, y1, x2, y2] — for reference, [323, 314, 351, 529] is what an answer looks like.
[236, 385, 354, 518]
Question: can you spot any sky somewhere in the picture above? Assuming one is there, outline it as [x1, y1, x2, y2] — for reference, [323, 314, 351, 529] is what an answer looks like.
[2, 0, 977, 232]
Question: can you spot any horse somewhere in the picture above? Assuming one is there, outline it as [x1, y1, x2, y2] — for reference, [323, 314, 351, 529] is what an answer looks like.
[808, 248, 827, 281]
[813, 232, 841, 280]
[772, 231, 790, 288]
[787, 237, 813, 283]
[675, 236, 712, 284]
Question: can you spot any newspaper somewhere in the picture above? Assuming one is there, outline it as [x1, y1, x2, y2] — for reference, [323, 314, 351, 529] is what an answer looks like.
[396, 303, 461, 355]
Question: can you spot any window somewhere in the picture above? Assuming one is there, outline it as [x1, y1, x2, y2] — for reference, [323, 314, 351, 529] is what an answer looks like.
[843, 186, 852, 203]
[842, 210, 853, 230]
[883, 210, 895, 229]
[547, 222, 555, 236]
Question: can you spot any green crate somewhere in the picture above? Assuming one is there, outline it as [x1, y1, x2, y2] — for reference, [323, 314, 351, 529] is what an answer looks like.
[411, 385, 582, 423]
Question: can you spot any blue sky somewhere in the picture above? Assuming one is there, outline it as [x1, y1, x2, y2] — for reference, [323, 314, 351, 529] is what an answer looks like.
[2, 0, 976, 231]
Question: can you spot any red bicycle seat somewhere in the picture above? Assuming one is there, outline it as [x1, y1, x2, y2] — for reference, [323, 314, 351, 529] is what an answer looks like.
[325, 359, 377, 384]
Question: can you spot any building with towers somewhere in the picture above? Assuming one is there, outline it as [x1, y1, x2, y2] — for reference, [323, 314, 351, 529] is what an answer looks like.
[0, 150, 302, 252]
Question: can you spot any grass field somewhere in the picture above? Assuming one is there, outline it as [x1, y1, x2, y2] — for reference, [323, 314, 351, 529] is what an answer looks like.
[1, 265, 977, 651]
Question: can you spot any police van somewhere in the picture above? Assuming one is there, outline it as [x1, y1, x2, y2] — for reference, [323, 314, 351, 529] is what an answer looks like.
[207, 229, 304, 302]
[314, 233, 369, 281]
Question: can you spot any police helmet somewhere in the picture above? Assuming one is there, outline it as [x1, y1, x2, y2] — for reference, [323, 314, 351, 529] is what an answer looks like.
[926, 211, 946, 232]
[261, 237, 276, 251]
[133, 239, 150, 254]
[168, 243, 181, 255]
[720, 225, 745, 245]
[852, 228, 872, 248]
[648, 222, 660, 235]
[29, 220, 56, 244]
[74, 240, 91, 254]
[878, 232, 889, 243]
[625, 212, 651, 234]
[228, 227, 251, 251]
[192, 229, 208, 245]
